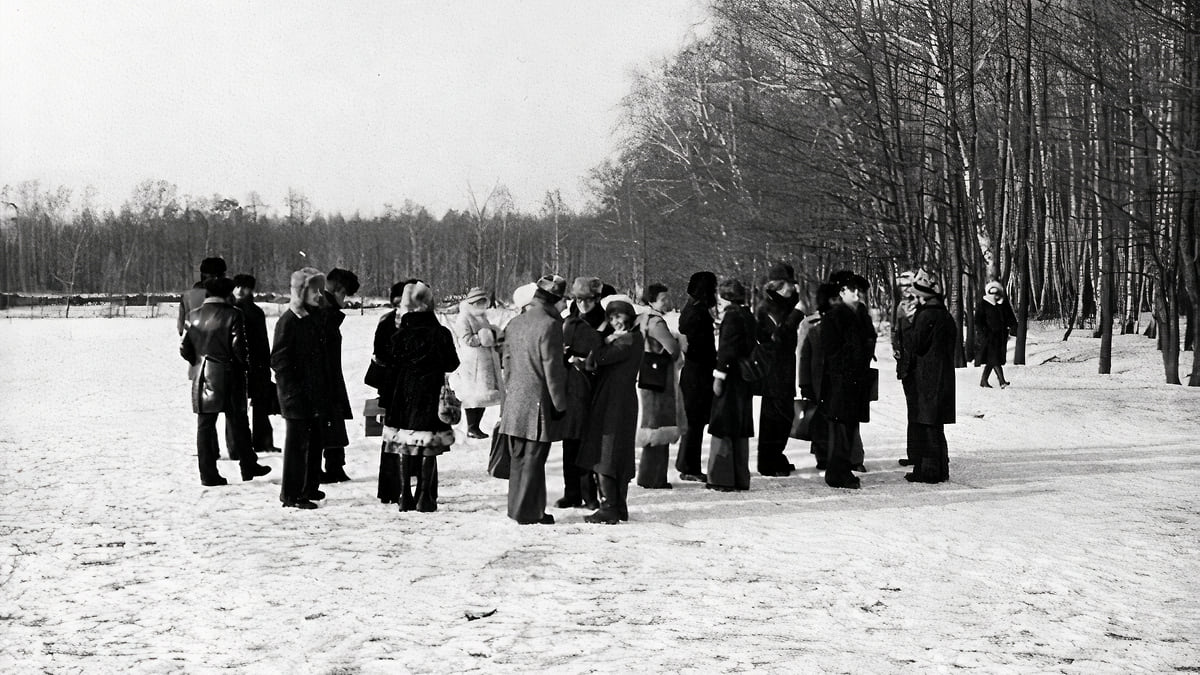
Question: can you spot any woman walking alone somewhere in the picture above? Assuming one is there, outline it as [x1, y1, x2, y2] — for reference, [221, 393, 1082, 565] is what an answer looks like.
[453, 287, 503, 438]
[381, 281, 460, 512]
[635, 283, 680, 489]
[974, 280, 1017, 388]
[707, 278, 756, 492]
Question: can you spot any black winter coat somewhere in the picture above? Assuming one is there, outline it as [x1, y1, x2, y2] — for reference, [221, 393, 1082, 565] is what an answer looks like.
[910, 302, 957, 425]
[819, 303, 874, 423]
[371, 310, 401, 404]
[180, 298, 249, 413]
[234, 296, 275, 405]
[679, 298, 716, 368]
[383, 311, 460, 433]
[320, 292, 353, 419]
[755, 302, 804, 399]
[271, 306, 333, 420]
[709, 304, 756, 438]
[973, 299, 1017, 367]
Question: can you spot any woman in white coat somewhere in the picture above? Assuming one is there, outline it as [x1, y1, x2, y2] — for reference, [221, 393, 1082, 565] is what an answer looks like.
[453, 287, 504, 438]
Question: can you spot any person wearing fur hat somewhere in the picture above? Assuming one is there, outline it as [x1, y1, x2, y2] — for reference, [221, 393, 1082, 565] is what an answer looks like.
[973, 280, 1017, 388]
[577, 300, 644, 523]
[180, 276, 272, 486]
[675, 270, 718, 482]
[818, 271, 875, 489]
[555, 276, 605, 509]
[499, 274, 570, 524]
[453, 287, 504, 439]
[381, 281, 460, 512]
[232, 274, 280, 455]
[707, 278, 757, 492]
[754, 274, 805, 477]
[634, 283, 680, 490]
[272, 267, 333, 509]
[374, 279, 423, 504]
[318, 267, 360, 484]
[178, 256, 227, 336]
[905, 269, 956, 483]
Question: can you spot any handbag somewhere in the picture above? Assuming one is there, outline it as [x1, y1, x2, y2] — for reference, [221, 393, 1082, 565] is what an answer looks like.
[487, 422, 510, 479]
[790, 399, 816, 440]
[737, 343, 769, 384]
[438, 375, 463, 425]
[364, 360, 387, 389]
[637, 350, 672, 392]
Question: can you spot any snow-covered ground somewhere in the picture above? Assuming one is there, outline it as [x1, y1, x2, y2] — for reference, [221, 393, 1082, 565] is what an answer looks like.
[1, 313, 1197, 673]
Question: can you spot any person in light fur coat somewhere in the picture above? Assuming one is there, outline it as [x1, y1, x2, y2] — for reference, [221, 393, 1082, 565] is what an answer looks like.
[381, 281, 460, 512]
[452, 286, 503, 438]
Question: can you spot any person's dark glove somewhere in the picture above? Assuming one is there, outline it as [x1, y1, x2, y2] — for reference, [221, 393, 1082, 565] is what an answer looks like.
[550, 407, 566, 421]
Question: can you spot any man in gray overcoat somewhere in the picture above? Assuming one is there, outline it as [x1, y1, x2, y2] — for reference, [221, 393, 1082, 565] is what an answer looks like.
[499, 275, 570, 525]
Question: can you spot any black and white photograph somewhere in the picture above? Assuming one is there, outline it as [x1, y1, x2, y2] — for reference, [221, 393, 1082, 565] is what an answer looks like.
[1, 0, 1198, 671]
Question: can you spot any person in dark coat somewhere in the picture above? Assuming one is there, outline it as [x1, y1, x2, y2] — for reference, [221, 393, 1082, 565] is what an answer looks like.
[578, 300, 644, 523]
[373, 280, 419, 503]
[906, 269, 956, 483]
[707, 278, 757, 492]
[974, 280, 1017, 388]
[178, 256, 226, 336]
[232, 274, 279, 455]
[180, 276, 271, 486]
[319, 267, 359, 483]
[381, 281, 460, 512]
[754, 264, 805, 477]
[272, 267, 332, 509]
[892, 270, 918, 467]
[499, 275, 570, 525]
[798, 283, 838, 470]
[819, 271, 875, 489]
[675, 271, 718, 483]
[634, 283, 680, 489]
[556, 277, 604, 509]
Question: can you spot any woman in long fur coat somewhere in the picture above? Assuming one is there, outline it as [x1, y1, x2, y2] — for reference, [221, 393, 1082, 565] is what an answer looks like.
[452, 287, 503, 438]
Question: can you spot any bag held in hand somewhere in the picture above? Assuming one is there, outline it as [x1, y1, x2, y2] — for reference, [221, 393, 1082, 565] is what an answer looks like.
[637, 350, 672, 392]
[737, 343, 769, 384]
[438, 376, 463, 425]
[790, 399, 816, 440]
[487, 422, 510, 479]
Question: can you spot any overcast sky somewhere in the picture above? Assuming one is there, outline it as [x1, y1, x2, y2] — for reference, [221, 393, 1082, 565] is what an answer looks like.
[0, 0, 708, 216]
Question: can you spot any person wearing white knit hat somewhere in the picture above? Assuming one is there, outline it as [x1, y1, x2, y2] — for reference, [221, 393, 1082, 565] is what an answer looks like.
[973, 280, 1017, 388]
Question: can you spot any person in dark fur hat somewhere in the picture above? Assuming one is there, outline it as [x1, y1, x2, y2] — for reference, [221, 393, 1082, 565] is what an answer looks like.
[178, 257, 227, 336]
[819, 271, 875, 489]
[318, 267, 360, 484]
[578, 300, 644, 523]
[232, 274, 279, 455]
[180, 276, 271, 486]
[556, 276, 605, 509]
[755, 276, 805, 476]
[675, 271, 718, 482]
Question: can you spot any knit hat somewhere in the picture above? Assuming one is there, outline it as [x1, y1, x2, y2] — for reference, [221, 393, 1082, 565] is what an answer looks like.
[512, 282, 538, 309]
[767, 262, 797, 283]
[289, 267, 325, 306]
[536, 274, 566, 301]
[571, 277, 602, 300]
[464, 286, 488, 304]
[911, 269, 943, 299]
[199, 257, 227, 277]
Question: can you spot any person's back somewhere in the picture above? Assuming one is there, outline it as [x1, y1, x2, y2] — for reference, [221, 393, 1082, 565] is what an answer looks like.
[500, 298, 567, 443]
[183, 299, 247, 375]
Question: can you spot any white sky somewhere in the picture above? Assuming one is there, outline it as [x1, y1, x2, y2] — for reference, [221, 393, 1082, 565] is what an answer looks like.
[0, 0, 709, 216]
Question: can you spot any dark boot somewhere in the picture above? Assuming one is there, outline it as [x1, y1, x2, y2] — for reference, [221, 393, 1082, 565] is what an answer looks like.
[586, 474, 624, 524]
[415, 456, 438, 512]
[465, 408, 488, 438]
[378, 446, 401, 504]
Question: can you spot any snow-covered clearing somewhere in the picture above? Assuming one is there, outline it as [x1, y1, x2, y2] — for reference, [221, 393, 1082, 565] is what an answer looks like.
[1, 313, 1197, 673]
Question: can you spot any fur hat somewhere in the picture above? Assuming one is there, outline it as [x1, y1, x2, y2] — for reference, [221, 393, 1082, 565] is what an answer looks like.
[830, 269, 868, 292]
[767, 262, 796, 283]
[400, 280, 434, 312]
[289, 267, 325, 307]
[717, 278, 747, 305]
[571, 277, 602, 300]
[199, 257, 227, 277]
[205, 277, 235, 298]
[686, 271, 717, 301]
[912, 269, 943, 299]
[985, 280, 1004, 296]
[512, 282, 538, 308]
[326, 268, 360, 296]
[232, 274, 256, 290]
[464, 286, 488, 304]
[390, 281, 410, 303]
[536, 274, 566, 302]
[815, 282, 839, 314]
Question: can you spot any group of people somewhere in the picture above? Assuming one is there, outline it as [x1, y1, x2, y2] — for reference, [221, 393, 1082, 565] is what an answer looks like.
[178, 253, 1021, 522]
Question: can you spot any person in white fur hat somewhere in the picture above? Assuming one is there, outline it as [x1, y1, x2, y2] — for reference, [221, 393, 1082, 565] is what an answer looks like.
[973, 280, 1017, 388]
